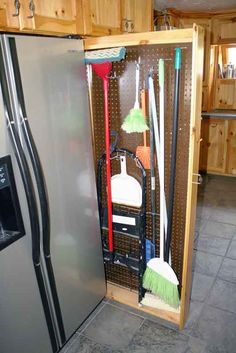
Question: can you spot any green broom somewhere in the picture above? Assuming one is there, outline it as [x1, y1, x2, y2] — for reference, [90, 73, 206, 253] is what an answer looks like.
[143, 59, 179, 309]
[121, 59, 149, 133]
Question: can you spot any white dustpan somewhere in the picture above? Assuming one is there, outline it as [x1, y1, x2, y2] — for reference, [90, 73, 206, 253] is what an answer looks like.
[111, 155, 142, 207]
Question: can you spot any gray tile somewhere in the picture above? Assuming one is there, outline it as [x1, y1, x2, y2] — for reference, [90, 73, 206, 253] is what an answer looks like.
[191, 272, 215, 302]
[204, 344, 228, 353]
[129, 320, 206, 353]
[82, 303, 143, 348]
[65, 334, 117, 353]
[226, 240, 236, 259]
[194, 251, 223, 277]
[192, 305, 236, 353]
[208, 278, 236, 314]
[218, 258, 236, 283]
[209, 208, 236, 226]
[195, 218, 207, 233]
[183, 300, 204, 334]
[77, 301, 106, 333]
[194, 235, 230, 256]
[196, 205, 213, 220]
[200, 220, 236, 239]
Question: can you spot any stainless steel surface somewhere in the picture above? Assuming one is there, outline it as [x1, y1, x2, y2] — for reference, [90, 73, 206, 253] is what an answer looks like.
[13, 35, 106, 339]
[0, 93, 52, 353]
[202, 110, 236, 119]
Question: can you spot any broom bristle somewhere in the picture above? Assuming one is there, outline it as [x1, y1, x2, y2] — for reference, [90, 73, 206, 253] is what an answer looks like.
[121, 108, 149, 133]
[143, 267, 180, 309]
[136, 146, 151, 169]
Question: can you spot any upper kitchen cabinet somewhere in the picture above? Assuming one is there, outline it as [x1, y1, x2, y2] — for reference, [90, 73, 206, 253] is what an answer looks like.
[121, 0, 153, 33]
[212, 12, 236, 44]
[0, 0, 77, 34]
[19, 0, 77, 34]
[76, 0, 121, 36]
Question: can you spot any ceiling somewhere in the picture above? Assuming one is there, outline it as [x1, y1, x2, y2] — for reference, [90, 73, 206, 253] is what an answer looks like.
[154, 0, 236, 12]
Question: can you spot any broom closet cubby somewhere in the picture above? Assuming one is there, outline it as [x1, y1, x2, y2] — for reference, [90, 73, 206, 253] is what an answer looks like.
[84, 25, 204, 329]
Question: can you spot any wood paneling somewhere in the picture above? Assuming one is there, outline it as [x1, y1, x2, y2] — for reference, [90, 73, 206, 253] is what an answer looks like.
[214, 79, 236, 109]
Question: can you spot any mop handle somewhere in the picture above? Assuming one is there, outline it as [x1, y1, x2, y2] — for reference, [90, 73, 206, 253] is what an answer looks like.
[159, 59, 165, 262]
[149, 88, 156, 251]
[165, 48, 182, 262]
[104, 78, 113, 252]
[148, 76, 168, 237]
[141, 89, 147, 146]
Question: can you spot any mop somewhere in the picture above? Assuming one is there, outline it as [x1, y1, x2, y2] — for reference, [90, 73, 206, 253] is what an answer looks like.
[85, 47, 126, 254]
[142, 59, 179, 309]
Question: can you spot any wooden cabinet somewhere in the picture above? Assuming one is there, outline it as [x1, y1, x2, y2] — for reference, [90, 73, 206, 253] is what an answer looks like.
[121, 0, 153, 33]
[76, 0, 121, 36]
[0, 0, 76, 34]
[214, 79, 236, 109]
[212, 13, 236, 44]
[200, 118, 236, 175]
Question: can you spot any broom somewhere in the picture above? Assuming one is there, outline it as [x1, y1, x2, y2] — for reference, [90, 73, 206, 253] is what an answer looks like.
[136, 88, 150, 169]
[143, 59, 179, 309]
[85, 47, 126, 254]
[122, 59, 149, 133]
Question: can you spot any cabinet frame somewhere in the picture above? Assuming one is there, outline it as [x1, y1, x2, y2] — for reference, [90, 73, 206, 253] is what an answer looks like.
[84, 25, 204, 329]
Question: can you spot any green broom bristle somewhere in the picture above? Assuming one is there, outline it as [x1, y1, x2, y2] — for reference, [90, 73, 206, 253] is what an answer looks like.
[121, 108, 149, 133]
[143, 267, 180, 309]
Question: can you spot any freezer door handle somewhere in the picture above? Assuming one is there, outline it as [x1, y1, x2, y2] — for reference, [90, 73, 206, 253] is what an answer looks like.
[0, 35, 59, 353]
[8, 37, 66, 345]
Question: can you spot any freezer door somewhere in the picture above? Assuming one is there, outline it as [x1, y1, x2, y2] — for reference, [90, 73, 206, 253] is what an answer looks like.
[12, 35, 106, 339]
[0, 100, 53, 352]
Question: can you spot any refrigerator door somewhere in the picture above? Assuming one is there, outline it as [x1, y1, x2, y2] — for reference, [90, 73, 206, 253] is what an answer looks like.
[0, 101, 53, 353]
[12, 35, 106, 339]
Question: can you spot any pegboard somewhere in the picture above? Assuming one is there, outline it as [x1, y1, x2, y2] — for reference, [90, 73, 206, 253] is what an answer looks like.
[91, 42, 192, 296]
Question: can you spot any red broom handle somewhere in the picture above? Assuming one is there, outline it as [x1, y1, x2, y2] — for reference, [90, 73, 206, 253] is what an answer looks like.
[104, 78, 113, 252]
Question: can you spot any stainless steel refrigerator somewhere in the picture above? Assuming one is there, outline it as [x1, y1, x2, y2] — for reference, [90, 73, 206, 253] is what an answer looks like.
[0, 34, 106, 353]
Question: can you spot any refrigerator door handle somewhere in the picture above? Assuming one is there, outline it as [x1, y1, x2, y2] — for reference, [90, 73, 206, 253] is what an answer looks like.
[0, 37, 59, 353]
[8, 37, 66, 345]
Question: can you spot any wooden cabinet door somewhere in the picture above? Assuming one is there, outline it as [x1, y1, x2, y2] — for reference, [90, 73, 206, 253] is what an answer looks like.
[121, 0, 153, 33]
[0, 0, 20, 29]
[214, 79, 236, 110]
[200, 119, 228, 174]
[76, 0, 121, 36]
[19, 0, 76, 34]
[226, 121, 236, 175]
[212, 14, 236, 44]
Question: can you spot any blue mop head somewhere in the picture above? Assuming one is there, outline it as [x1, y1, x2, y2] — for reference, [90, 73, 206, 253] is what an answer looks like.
[85, 47, 126, 64]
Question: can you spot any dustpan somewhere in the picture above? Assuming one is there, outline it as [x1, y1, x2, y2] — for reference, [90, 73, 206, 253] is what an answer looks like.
[111, 155, 142, 207]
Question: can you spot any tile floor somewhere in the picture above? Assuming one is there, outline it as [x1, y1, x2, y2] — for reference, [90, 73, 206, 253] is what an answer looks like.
[61, 174, 236, 353]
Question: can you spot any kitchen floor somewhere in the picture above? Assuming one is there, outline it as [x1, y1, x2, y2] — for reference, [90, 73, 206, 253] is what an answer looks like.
[61, 174, 236, 353]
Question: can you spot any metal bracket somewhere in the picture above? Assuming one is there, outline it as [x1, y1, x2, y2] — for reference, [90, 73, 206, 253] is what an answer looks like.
[27, 0, 35, 19]
[192, 173, 203, 185]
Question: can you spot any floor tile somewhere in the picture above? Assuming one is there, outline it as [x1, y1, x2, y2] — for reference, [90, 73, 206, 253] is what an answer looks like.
[226, 240, 236, 259]
[200, 220, 236, 239]
[82, 303, 143, 348]
[183, 300, 204, 335]
[194, 235, 230, 256]
[191, 272, 215, 302]
[218, 258, 236, 283]
[192, 305, 236, 353]
[209, 208, 236, 226]
[65, 334, 118, 353]
[129, 320, 206, 353]
[77, 300, 106, 333]
[207, 278, 236, 314]
[194, 251, 223, 277]
[196, 205, 213, 220]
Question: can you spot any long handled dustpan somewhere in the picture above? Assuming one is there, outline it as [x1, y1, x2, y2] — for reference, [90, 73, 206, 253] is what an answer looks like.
[111, 155, 142, 208]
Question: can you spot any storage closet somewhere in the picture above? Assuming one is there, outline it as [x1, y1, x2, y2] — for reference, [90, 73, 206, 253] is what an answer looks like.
[84, 25, 204, 329]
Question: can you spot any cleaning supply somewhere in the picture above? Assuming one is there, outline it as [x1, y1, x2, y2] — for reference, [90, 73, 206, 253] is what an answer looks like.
[165, 48, 182, 264]
[85, 47, 126, 254]
[111, 155, 142, 208]
[145, 87, 156, 263]
[121, 60, 149, 133]
[136, 89, 150, 169]
[143, 60, 179, 309]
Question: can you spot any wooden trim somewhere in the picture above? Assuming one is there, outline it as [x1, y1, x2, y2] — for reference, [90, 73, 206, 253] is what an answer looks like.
[106, 283, 180, 325]
[179, 24, 204, 329]
[84, 28, 193, 50]
[33, 15, 76, 34]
